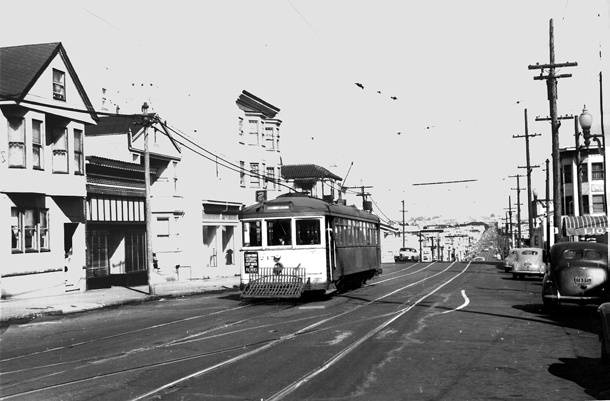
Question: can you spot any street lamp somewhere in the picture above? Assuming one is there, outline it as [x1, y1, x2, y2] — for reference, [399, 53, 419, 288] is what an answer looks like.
[578, 105, 593, 146]
[577, 105, 607, 215]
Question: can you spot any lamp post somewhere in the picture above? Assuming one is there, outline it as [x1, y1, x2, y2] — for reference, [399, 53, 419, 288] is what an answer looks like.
[142, 102, 155, 294]
[578, 105, 607, 214]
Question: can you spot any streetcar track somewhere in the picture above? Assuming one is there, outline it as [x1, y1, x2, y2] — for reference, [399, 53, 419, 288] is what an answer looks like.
[266, 262, 472, 401]
[1, 262, 465, 400]
[0, 304, 252, 364]
[369, 262, 437, 284]
[126, 262, 462, 401]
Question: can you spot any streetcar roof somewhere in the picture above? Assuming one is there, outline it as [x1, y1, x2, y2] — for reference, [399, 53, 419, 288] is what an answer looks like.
[239, 193, 380, 223]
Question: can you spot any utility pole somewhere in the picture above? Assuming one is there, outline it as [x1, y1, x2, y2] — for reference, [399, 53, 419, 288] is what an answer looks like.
[344, 185, 373, 211]
[400, 200, 407, 248]
[528, 18, 577, 243]
[509, 174, 524, 246]
[141, 102, 155, 295]
[514, 108, 540, 243]
[545, 159, 551, 254]
[506, 195, 514, 247]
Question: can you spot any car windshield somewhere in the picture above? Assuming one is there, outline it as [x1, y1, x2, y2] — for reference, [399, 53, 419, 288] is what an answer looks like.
[522, 250, 538, 255]
[562, 249, 604, 260]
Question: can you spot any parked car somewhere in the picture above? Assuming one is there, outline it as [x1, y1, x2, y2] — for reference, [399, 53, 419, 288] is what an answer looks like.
[395, 247, 419, 262]
[542, 242, 609, 311]
[503, 249, 518, 273]
[472, 256, 485, 262]
[511, 247, 545, 279]
[599, 302, 610, 364]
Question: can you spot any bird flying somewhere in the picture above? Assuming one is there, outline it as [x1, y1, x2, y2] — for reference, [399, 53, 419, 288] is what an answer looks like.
[355, 83, 364, 89]
[390, 96, 397, 100]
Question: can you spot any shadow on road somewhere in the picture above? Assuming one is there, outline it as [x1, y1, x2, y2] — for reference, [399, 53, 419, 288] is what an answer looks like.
[514, 303, 601, 335]
[548, 356, 610, 400]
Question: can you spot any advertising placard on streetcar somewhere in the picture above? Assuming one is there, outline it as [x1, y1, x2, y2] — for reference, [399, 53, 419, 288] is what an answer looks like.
[244, 251, 259, 273]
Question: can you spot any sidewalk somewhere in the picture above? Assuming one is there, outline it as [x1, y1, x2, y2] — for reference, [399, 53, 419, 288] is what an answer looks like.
[0, 277, 240, 324]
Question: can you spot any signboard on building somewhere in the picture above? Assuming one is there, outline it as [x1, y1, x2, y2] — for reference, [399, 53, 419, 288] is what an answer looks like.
[255, 190, 267, 203]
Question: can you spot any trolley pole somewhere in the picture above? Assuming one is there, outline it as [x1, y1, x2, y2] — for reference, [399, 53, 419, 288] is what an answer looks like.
[528, 18, 577, 243]
[514, 108, 540, 243]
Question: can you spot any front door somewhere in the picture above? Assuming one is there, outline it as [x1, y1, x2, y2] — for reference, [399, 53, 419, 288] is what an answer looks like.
[64, 223, 80, 292]
[86, 229, 111, 288]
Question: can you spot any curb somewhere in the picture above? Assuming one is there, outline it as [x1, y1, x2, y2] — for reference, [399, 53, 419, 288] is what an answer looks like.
[0, 287, 241, 327]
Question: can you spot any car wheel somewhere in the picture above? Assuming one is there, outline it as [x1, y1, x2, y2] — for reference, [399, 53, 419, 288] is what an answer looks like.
[512, 273, 518, 280]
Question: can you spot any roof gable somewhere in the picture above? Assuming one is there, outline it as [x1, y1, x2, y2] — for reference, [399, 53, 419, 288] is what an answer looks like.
[0, 42, 97, 122]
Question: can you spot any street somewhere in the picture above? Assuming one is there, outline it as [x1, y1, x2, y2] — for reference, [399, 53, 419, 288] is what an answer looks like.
[1, 261, 608, 401]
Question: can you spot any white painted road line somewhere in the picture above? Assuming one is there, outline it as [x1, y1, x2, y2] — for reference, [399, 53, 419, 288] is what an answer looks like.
[441, 289, 470, 314]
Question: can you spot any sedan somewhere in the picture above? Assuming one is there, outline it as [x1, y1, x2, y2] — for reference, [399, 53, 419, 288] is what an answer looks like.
[511, 247, 545, 279]
[542, 242, 608, 311]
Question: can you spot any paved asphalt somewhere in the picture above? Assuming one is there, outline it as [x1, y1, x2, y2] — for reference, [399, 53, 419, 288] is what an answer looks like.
[1, 261, 608, 400]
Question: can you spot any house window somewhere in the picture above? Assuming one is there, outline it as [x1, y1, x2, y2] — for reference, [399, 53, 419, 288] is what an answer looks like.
[32, 120, 43, 169]
[53, 127, 68, 173]
[74, 129, 83, 174]
[12, 208, 50, 253]
[581, 163, 588, 183]
[265, 127, 275, 150]
[8, 117, 25, 167]
[53, 69, 66, 101]
[592, 162, 604, 181]
[248, 120, 259, 145]
[239, 161, 246, 186]
[156, 217, 170, 237]
[266, 167, 276, 190]
[592, 195, 606, 213]
[39, 209, 49, 250]
[562, 164, 572, 184]
[250, 163, 260, 187]
[10, 208, 21, 252]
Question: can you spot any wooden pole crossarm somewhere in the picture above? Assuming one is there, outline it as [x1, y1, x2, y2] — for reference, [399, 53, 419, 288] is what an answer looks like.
[528, 61, 578, 70]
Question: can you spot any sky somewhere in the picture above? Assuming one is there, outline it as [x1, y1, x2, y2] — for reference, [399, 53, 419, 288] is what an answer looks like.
[2, 0, 609, 226]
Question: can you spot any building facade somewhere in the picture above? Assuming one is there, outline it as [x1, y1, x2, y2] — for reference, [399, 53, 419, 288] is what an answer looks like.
[0, 42, 98, 298]
[84, 114, 183, 287]
[559, 146, 607, 241]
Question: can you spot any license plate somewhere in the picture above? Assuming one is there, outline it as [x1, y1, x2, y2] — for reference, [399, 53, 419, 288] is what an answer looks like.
[574, 276, 592, 285]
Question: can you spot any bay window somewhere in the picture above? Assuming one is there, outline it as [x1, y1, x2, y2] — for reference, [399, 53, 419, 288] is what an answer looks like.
[11, 208, 49, 253]
[32, 119, 43, 169]
[53, 127, 68, 173]
[74, 129, 83, 174]
[8, 117, 25, 167]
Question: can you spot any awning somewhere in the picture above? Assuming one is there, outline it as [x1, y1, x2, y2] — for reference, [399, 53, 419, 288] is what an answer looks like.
[562, 215, 607, 236]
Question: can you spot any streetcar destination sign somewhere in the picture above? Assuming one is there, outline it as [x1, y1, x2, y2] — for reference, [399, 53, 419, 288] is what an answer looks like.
[244, 251, 259, 274]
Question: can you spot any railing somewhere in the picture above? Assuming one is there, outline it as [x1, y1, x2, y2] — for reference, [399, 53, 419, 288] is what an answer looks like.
[242, 266, 307, 298]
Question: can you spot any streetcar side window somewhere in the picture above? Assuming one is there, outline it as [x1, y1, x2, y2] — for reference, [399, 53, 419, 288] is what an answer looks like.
[296, 219, 321, 245]
[267, 219, 292, 246]
[243, 220, 262, 247]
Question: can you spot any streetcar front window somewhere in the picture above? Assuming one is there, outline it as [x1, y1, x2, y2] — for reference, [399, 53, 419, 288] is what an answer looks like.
[243, 220, 262, 247]
[267, 219, 292, 246]
[296, 219, 321, 245]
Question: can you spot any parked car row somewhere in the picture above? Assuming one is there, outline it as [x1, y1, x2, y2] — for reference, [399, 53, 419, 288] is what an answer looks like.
[503, 241, 609, 364]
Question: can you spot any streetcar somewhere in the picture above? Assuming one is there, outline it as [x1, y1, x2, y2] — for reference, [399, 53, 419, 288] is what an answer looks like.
[239, 192, 382, 298]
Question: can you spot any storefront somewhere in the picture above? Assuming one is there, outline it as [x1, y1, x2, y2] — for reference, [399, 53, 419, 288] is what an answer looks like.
[201, 201, 241, 278]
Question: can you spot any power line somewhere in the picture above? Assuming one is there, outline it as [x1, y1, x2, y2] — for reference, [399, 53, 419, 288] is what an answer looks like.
[412, 179, 478, 186]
